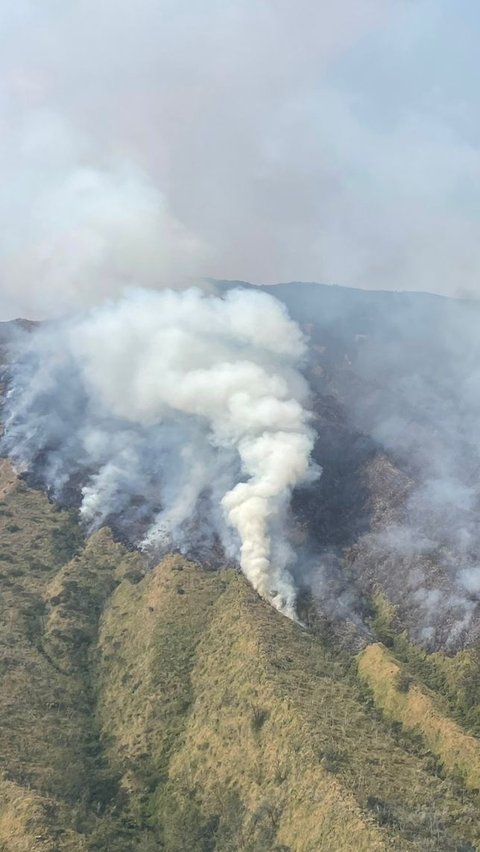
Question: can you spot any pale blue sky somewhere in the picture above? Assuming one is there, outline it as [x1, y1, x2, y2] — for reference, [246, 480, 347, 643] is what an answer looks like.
[332, 1, 480, 135]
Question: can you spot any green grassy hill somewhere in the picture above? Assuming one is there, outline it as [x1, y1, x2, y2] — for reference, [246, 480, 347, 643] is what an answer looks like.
[1, 460, 480, 850]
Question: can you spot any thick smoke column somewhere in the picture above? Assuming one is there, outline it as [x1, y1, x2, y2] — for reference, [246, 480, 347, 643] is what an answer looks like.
[2, 287, 317, 618]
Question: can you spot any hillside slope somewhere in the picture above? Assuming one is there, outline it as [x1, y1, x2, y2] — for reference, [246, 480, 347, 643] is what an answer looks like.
[0, 461, 480, 850]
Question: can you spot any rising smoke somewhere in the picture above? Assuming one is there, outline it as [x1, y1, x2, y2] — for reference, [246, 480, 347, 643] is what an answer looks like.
[1, 2, 479, 647]
[1, 286, 318, 619]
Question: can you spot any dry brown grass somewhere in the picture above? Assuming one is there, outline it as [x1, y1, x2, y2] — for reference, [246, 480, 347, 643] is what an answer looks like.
[358, 642, 480, 792]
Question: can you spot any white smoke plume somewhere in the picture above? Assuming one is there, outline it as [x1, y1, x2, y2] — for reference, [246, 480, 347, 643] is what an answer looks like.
[2, 286, 318, 618]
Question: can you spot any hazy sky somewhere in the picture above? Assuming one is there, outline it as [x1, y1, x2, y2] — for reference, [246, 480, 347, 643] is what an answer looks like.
[1, 1, 480, 317]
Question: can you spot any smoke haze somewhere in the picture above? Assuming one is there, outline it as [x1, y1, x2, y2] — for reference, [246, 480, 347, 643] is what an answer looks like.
[270, 283, 480, 647]
[2, 2, 480, 318]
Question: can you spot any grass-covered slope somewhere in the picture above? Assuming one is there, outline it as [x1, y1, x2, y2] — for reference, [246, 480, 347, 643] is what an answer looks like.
[358, 642, 480, 792]
[1, 460, 480, 850]
[96, 560, 480, 851]
[0, 460, 144, 850]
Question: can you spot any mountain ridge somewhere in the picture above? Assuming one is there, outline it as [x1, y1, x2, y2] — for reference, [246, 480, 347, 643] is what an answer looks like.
[2, 281, 480, 849]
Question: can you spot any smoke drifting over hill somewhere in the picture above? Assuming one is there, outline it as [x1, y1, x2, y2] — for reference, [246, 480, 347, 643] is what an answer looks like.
[1, 286, 317, 618]
[270, 283, 480, 648]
